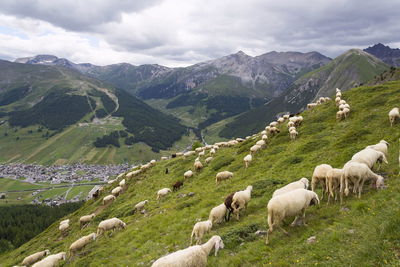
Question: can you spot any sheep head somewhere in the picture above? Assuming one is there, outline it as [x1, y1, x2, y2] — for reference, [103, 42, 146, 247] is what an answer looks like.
[310, 192, 320, 206]
[213, 236, 224, 256]
[300, 178, 309, 189]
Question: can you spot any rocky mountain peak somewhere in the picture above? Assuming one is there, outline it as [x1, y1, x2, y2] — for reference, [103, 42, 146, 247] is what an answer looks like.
[364, 43, 400, 67]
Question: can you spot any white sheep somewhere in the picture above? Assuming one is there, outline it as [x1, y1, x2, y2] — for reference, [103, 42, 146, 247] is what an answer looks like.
[150, 159, 157, 165]
[288, 126, 296, 132]
[151, 235, 224, 267]
[102, 195, 116, 205]
[311, 164, 333, 200]
[366, 140, 389, 158]
[215, 171, 233, 184]
[272, 177, 309, 198]
[111, 186, 123, 197]
[59, 222, 69, 234]
[336, 92, 342, 98]
[336, 88, 341, 93]
[134, 200, 149, 212]
[59, 219, 70, 225]
[266, 189, 319, 245]
[231, 186, 253, 220]
[184, 170, 194, 179]
[198, 150, 205, 157]
[307, 103, 317, 109]
[261, 130, 267, 135]
[283, 114, 290, 120]
[389, 107, 400, 126]
[161, 156, 169, 161]
[107, 179, 117, 184]
[210, 148, 216, 156]
[243, 154, 252, 169]
[97, 218, 126, 236]
[287, 121, 295, 128]
[289, 129, 298, 140]
[336, 110, 345, 120]
[339, 99, 346, 105]
[69, 233, 96, 257]
[184, 151, 196, 157]
[270, 121, 278, 127]
[256, 140, 266, 147]
[79, 214, 96, 228]
[31, 252, 66, 267]
[269, 126, 280, 135]
[351, 148, 388, 170]
[343, 107, 350, 118]
[21, 249, 50, 266]
[205, 157, 213, 164]
[126, 170, 141, 179]
[335, 97, 341, 106]
[119, 179, 126, 188]
[157, 188, 172, 200]
[250, 144, 262, 154]
[277, 117, 285, 123]
[194, 160, 203, 171]
[209, 203, 227, 224]
[326, 168, 343, 203]
[340, 161, 385, 200]
[324, 97, 331, 102]
[190, 220, 213, 245]
[261, 134, 268, 141]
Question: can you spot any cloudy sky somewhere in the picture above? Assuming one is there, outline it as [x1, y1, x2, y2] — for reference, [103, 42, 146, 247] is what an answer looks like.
[0, 0, 399, 67]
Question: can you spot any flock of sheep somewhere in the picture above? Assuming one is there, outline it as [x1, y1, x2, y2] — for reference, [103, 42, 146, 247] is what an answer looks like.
[15, 88, 399, 267]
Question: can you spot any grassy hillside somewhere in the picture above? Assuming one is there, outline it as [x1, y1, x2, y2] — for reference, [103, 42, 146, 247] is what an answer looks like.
[1, 79, 399, 266]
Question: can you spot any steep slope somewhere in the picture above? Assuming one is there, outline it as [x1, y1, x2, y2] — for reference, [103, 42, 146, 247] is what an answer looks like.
[1, 78, 399, 266]
[217, 49, 389, 138]
[364, 43, 400, 67]
[0, 60, 186, 164]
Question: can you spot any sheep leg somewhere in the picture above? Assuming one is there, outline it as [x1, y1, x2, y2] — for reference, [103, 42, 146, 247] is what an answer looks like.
[278, 225, 289, 235]
[358, 179, 366, 198]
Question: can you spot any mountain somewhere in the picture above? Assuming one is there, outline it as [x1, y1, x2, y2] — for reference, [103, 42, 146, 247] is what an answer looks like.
[15, 52, 331, 131]
[0, 60, 186, 164]
[216, 49, 389, 139]
[1, 77, 399, 266]
[364, 43, 400, 67]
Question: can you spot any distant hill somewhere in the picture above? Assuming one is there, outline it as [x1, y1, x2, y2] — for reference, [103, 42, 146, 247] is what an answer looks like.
[364, 43, 400, 67]
[216, 49, 389, 138]
[0, 60, 186, 164]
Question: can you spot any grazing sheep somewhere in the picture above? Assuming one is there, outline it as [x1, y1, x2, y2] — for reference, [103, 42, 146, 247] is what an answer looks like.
[157, 188, 172, 200]
[287, 121, 295, 128]
[60, 219, 70, 225]
[150, 159, 157, 165]
[261, 134, 268, 141]
[272, 177, 309, 198]
[288, 126, 296, 132]
[336, 88, 341, 93]
[134, 200, 149, 212]
[326, 168, 343, 203]
[107, 179, 117, 184]
[161, 156, 168, 161]
[339, 99, 346, 105]
[336, 92, 342, 98]
[289, 129, 298, 140]
[231, 186, 253, 220]
[278, 117, 285, 123]
[307, 103, 317, 109]
[111, 186, 123, 197]
[31, 252, 66, 267]
[69, 233, 96, 257]
[184, 151, 196, 158]
[224, 192, 237, 221]
[336, 110, 345, 120]
[79, 214, 96, 228]
[215, 171, 233, 184]
[250, 144, 262, 154]
[126, 170, 141, 179]
[97, 218, 126, 235]
[324, 97, 331, 102]
[366, 140, 389, 158]
[236, 138, 245, 142]
[340, 161, 385, 200]
[22, 249, 50, 266]
[351, 148, 388, 170]
[194, 160, 203, 171]
[205, 157, 213, 164]
[102, 195, 116, 205]
[261, 130, 267, 135]
[244, 154, 252, 169]
[151, 235, 224, 267]
[269, 126, 280, 135]
[172, 181, 184, 191]
[184, 170, 194, 179]
[209, 204, 227, 224]
[343, 107, 350, 118]
[266, 189, 319, 245]
[210, 148, 216, 156]
[59, 222, 69, 235]
[283, 114, 290, 120]
[389, 107, 400, 126]
[270, 121, 278, 127]
[335, 97, 341, 106]
[190, 220, 213, 245]
[311, 164, 333, 200]
[198, 150, 205, 157]
[256, 140, 266, 147]
[119, 179, 126, 188]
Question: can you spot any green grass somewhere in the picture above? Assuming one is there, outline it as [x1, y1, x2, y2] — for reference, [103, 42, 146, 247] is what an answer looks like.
[1, 79, 400, 266]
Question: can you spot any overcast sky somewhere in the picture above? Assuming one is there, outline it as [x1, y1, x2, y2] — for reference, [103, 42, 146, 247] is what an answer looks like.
[0, 0, 399, 67]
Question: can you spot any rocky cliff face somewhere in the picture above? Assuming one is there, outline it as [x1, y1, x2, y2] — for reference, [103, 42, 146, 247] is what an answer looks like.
[364, 43, 400, 67]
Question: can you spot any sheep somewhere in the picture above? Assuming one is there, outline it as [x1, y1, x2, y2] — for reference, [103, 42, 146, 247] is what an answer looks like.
[326, 168, 343, 203]
[60, 219, 70, 225]
[261, 130, 267, 135]
[215, 171, 233, 184]
[194, 160, 203, 171]
[209, 203, 227, 224]
[389, 107, 400, 126]
[336, 92, 342, 98]
[21, 249, 50, 266]
[339, 99, 346, 105]
[324, 97, 331, 102]
[272, 177, 309, 198]
[157, 188, 172, 200]
[161, 156, 169, 161]
[205, 157, 213, 164]
[69, 233, 96, 257]
[336, 110, 345, 120]
[265, 126, 271, 132]
[150, 159, 157, 165]
[59, 221, 69, 235]
[250, 144, 262, 154]
[236, 138, 245, 142]
[288, 126, 296, 132]
[335, 97, 341, 106]
[190, 220, 213, 245]
[198, 150, 205, 157]
[351, 148, 388, 170]
[270, 121, 278, 127]
[79, 214, 96, 228]
[224, 192, 237, 221]
[184, 170, 194, 179]
[343, 107, 350, 118]
[340, 161, 385, 200]
[184, 151, 196, 158]
[261, 134, 268, 141]
[366, 140, 389, 158]
[172, 181, 184, 191]
[151, 235, 224, 267]
[107, 179, 116, 184]
[287, 121, 295, 128]
[119, 179, 126, 188]
[176, 152, 183, 157]
[195, 147, 203, 152]
[256, 140, 266, 147]
[289, 129, 298, 140]
[338, 104, 346, 111]
[111, 186, 123, 197]
[307, 103, 317, 109]
[210, 148, 216, 156]
[126, 170, 141, 179]
[102, 195, 116, 205]
[266, 189, 320, 245]
[283, 114, 290, 120]
[277, 117, 285, 123]
[31, 252, 66, 267]
[269, 126, 280, 135]
[243, 154, 252, 169]
[134, 200, 149, 212]
[336, 88, 341, 93]
[97, 218, 126, 235]
[311, 164, 333, 200]
[231, 186, 253, 220]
